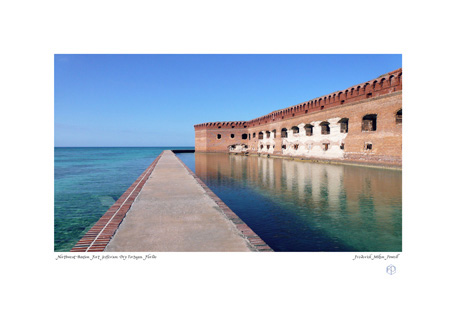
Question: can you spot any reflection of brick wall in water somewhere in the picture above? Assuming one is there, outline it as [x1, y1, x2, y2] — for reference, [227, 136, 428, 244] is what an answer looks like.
[194, 68, 402, 166]
[195, 153, 401, 234]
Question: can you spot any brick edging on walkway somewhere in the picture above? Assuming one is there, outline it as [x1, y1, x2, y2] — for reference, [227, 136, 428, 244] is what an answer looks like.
[70, 152, 164, 252]
[173, 152, 274, 252]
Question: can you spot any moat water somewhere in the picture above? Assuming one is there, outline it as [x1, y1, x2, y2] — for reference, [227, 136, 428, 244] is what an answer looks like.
[177, 153, 402, 252]
[55, 148, 401, 252]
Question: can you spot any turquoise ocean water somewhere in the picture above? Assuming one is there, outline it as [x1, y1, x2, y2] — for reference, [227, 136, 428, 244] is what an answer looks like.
[55, 148, 401, 252]
[54, 147, 190, 251]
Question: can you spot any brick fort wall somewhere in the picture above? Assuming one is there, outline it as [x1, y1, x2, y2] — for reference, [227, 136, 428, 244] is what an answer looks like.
[194, 68, 402, 166]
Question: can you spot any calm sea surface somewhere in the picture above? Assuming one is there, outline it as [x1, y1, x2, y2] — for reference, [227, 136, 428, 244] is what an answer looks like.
[55, 148, 401, 252]
[54, 147, 191, 251]
[177, 153, 402, 252]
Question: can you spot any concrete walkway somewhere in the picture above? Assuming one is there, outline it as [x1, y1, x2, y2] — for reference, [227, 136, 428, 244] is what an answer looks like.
[104, 150, 253, 252]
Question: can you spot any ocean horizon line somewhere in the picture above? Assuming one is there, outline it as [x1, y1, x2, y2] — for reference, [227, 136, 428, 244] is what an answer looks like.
[54, 146, 196, 148]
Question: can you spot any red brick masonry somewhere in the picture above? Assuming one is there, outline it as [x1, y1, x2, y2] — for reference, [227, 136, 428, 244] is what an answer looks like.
[70, 152, 164, 252]
[174, 152, 273, 252]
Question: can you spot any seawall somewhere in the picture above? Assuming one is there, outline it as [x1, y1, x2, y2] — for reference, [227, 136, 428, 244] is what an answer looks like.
[71, 151, 272, 252]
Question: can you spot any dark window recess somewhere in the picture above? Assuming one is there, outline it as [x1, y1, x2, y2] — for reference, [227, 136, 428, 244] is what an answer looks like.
[305, 124, 313, 136]
[218, 126, 221, 129]
[291, 126, 299, 134]
[267, 145, 270, 149]
[258, 133, 264, 139]
[231, 134, 235, 138]
[253, 133, 256, 138]
[282, 145, 286, 149]
[260, 145, 264, 149]
[339, 118, 349, 133]
[321, 106, 325, 110]
[294, 144, 299, 150]
[366, 93, 372, 98]
[232, 126, 235, 128]
[217, 134, 221, 139]
[362, 114, 377, 131]
[281, 128, 287, 138]
[321, 122, 330, 135]
[242, 134, 248, 140]
[340, 143, 345, 150]
[266, 131, 271, 138]
[323, 143, 329, 151]
[396, 109, 402, 124]
[365, 143, 373, 150]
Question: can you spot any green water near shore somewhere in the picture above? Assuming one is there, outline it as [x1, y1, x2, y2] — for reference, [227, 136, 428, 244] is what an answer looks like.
[54, 147, 191, 251]
[55, 147, 401, 252]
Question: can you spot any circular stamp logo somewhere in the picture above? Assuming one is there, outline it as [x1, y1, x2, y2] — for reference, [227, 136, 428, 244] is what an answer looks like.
[386, 264, 396, 275]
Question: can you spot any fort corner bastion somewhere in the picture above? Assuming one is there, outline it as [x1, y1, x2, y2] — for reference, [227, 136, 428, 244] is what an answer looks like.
[194, 68, 402, 167]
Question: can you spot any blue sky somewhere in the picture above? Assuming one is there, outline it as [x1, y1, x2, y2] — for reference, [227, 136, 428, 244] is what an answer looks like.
[54, 54, 402, 147]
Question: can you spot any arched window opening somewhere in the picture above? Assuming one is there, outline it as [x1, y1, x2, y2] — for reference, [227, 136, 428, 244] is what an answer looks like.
[281, 128, 288, 138]
[242, 133, 248, 140]
[272, 129, 276, 138]
[304, 124, 313, 136]
[253, 133, 256, 138]
[217, 134, 221, 139]
[389, 75, 395, 86]
[258, 132, 264, 140]
[267, 145, 270, 149]
[291, 126, 299, 134]
[266, 131, 271, 138]
[230, 134, 235, 138]
[396, 109, 402, 125]
[320, 121, 330, 135]
[362, 114, 377, 131]
[339, 118, 349, 133]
